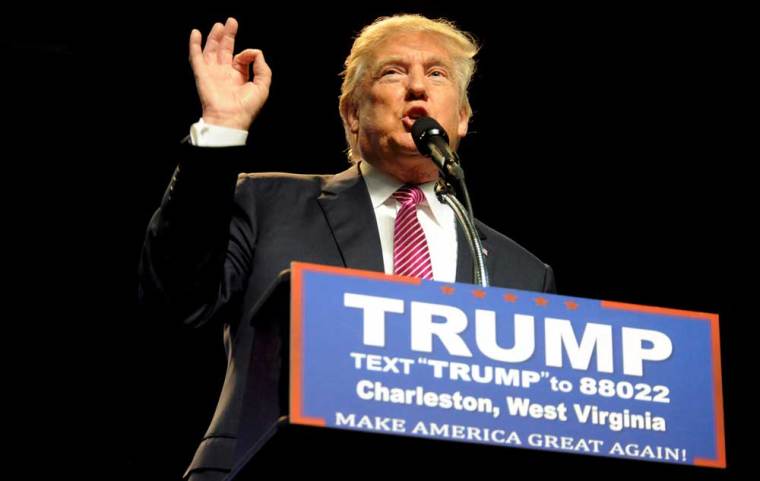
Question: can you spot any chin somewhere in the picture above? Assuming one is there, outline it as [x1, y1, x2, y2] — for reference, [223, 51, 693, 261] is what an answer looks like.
[394, 140, 426, 159]
[398, 149, 426, 160]
[396, 142, 417, 153]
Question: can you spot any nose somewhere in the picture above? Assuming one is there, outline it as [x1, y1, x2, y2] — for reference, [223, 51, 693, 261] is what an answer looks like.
[405, 68, 428, 101]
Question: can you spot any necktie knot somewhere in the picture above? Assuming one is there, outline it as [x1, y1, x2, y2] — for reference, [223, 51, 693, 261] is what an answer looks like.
[393, 185, 425, 207]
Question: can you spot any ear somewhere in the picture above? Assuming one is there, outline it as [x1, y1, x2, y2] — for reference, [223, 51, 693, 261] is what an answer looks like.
[457, 105, 469, 138]
[346, 102, 360, 134]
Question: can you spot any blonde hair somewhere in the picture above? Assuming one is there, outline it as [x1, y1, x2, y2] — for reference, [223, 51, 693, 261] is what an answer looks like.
[339, 14, 480, 162]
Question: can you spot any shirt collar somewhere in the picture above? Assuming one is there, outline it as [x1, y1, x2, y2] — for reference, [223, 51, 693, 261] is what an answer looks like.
[359, 159, 402, 209]
[359, 160, 449, 226]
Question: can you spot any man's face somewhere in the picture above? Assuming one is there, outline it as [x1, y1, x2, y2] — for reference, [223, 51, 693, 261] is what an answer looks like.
[347, 32, 469, 183]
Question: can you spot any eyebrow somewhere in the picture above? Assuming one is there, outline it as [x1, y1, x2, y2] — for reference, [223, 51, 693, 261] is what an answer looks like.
[372, 55, 453, 75]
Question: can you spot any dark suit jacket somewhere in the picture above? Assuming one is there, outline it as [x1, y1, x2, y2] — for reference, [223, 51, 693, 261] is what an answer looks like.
[139, 144, 556, 477]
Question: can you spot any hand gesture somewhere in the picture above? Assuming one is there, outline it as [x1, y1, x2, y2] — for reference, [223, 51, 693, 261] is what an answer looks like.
[189, 17, 272, 131]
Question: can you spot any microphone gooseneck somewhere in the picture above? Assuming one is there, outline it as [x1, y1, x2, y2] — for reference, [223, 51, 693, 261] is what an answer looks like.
[410, 116, 488, 286]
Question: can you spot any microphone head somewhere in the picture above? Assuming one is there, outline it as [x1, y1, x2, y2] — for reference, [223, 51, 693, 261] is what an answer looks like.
[411, 116, 449, 156]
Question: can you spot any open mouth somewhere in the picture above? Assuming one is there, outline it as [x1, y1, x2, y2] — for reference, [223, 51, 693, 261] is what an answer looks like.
[402, 106, 429, 131]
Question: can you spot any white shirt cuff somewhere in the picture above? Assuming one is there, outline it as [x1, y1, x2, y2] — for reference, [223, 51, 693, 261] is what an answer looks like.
[189, 118, 248, 147]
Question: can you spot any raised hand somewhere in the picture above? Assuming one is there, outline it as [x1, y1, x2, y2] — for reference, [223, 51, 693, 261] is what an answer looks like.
[189, 17, 272, 131]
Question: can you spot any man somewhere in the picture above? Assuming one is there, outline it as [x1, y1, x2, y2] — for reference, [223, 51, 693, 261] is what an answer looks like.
[139, 14, 555, 480]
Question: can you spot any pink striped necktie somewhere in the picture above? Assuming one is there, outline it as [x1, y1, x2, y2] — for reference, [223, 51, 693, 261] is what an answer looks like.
[392, 185, 434, 280]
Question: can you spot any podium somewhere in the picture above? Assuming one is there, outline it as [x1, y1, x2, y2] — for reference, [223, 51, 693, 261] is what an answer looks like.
[223, 262, 724, 479]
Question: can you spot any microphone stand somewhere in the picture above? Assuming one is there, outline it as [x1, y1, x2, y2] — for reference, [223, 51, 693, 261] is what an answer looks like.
[434, 154, 489, 287]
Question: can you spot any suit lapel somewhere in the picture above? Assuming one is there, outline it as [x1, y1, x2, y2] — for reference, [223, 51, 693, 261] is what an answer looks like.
[455, 220, 493, 284]
[454, 221, 472, 283]
[317, 163, 385, 273]
[317, 163, 491, 282]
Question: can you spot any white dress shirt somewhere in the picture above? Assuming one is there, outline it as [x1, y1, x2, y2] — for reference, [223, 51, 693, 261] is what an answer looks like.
[359, 160, 457, 282]
[189, 119, 458, 282]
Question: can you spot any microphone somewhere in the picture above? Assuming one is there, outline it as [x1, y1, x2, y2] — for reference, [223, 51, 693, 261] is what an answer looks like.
[411, 117, 462, 179]
[412, 119, 482, 284]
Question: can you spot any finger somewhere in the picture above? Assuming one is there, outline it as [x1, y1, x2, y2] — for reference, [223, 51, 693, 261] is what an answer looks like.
[218, 17, 238, 65]
[234, 49, 272, 89]
[203, 22, 224, 63]
[251, 50, 272, 89]
[189, 29, 204, 72]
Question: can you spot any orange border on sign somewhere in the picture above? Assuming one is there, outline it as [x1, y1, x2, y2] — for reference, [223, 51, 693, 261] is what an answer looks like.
[289, 266, 725, 467]
[289, 262, 421, 427]
[601, 300, 725, 468]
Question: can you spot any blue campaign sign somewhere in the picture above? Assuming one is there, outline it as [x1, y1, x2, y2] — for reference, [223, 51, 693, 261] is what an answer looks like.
[289, 262, 725, 468]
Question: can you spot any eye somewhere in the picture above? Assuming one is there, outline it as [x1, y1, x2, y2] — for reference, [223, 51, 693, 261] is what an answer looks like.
[380, 67, 403, 77]
[429, 69, 448, 78]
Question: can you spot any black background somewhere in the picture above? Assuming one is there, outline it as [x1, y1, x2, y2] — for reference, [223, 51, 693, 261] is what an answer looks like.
[5, 2, 750, 479]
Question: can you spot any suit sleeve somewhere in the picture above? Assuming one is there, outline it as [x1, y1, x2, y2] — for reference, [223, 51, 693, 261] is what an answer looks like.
[138, 142, 255, 327]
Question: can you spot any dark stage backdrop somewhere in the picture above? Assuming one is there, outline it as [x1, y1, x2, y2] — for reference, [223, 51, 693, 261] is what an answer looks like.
[6, 2, 748, 480]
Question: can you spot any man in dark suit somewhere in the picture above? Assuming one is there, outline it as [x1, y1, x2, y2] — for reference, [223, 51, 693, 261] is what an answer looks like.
[140, 14, 555, 481]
